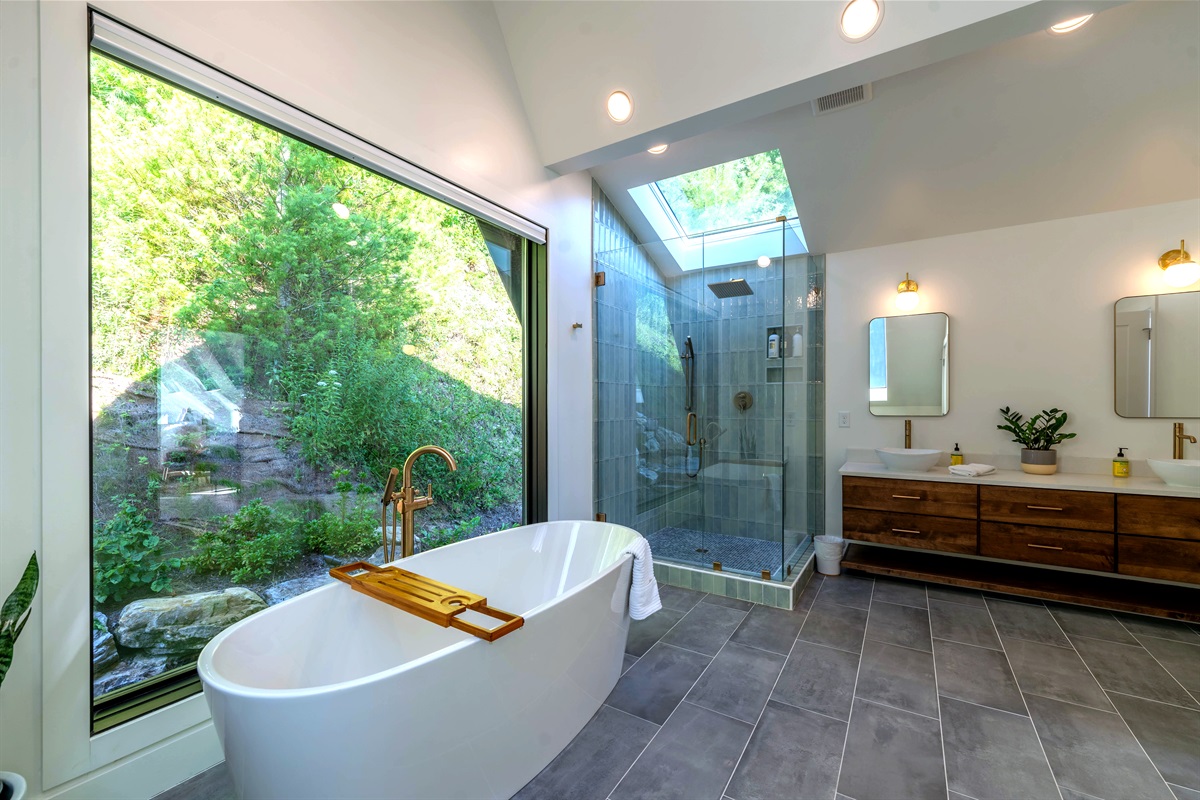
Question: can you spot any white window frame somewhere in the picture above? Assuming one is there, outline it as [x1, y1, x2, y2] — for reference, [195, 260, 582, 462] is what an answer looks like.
[41, 3, 224, 790]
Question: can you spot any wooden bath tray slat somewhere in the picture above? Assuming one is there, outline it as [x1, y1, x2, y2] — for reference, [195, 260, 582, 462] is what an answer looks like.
[328, 561, 524, 642]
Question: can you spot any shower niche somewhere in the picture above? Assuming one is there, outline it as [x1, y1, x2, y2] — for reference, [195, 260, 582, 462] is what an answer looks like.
[593, 193, 825, 608]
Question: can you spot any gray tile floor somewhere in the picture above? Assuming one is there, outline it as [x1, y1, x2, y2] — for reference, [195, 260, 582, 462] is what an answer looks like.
[518, 575, 1200, 800]
[158, 574, 1200, 800]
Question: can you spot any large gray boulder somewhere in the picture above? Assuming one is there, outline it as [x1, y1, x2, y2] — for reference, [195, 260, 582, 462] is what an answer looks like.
[92, 652, 194, 697]
[93, 655, 169, 697]
[112, 587, 266, 654]
[92, 611, 119, 674]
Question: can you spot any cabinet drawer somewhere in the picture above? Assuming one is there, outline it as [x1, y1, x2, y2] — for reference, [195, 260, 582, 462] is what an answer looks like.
[980, 522, 1115, 572]
[1117, 495, 1200, 541]
[1118, 536, 1200, 585]
[843, 476, 978, 520]
[980, 487, 1113, 532]
[844, 508, 978, 554]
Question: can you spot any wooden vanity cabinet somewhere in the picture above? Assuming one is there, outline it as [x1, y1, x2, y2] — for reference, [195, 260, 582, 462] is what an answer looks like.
[979, 486, 1115, 572]
[980, 523, 1115, 571]
[842, 476, 978, 554]
[843, 475, 1199, 584]
[841, 472, 1200, 619]
[1117, 494, 1200, 585]
[979, 487, 1114, 532]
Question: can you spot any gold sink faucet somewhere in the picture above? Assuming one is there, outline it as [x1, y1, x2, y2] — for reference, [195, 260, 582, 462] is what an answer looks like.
[380, 445, 458, 561]
[1174, 423, 1197, 460]
[904, 419, 912, 449]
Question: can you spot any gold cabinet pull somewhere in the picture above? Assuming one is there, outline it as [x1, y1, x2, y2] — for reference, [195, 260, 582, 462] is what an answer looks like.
[892, 494, 922, 500]
[1027, 543, 1064, 551]
[1026, 505, 1063, 512]
[891, 528, 921, 535]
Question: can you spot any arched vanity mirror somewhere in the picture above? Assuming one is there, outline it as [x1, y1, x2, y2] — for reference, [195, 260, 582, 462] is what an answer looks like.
[868, 312, 950, 416]
[1114, 291, 1199, 418]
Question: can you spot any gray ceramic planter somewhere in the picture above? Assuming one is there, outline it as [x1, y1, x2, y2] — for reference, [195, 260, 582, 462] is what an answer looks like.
[1020, 448, 1058, 475]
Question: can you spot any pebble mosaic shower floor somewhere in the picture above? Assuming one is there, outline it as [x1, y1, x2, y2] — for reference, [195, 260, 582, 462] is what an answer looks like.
[646, 526, 805, 579]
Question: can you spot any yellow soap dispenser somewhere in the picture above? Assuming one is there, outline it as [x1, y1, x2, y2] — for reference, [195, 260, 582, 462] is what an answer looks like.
[950, 443, 964, 466]
[1113, 447, 1130, 478]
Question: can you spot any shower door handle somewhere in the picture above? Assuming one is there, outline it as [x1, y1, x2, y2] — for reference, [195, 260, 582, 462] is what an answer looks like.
[686, 413, 698, 446]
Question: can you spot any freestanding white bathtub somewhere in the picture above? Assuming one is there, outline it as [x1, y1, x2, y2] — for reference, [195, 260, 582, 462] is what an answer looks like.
[197, 520, 642, 800]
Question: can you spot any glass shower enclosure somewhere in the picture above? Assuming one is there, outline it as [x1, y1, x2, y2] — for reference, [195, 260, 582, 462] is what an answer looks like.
[594, 217, 825, 586]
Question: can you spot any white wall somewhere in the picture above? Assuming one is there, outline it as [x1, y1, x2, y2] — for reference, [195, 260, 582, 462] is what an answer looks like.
[0, 1, 593, 797]
[826, 199, 1200, 536]
[0, 0, 45, 791]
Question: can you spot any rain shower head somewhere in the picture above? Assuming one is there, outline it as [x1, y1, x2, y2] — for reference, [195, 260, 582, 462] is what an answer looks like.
[708, 278, 754, 299]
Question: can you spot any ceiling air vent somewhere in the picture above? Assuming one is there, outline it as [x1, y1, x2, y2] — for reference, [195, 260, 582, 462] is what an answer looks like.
[811, 83, 873, 116]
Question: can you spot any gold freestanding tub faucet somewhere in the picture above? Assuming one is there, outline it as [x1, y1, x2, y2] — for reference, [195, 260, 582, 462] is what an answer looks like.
[1174, 423, 1197, 460]
[380, 445, 458, 561]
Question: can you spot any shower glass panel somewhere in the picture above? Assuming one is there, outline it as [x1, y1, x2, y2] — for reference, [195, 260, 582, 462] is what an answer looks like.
[594, 211, 822, 585]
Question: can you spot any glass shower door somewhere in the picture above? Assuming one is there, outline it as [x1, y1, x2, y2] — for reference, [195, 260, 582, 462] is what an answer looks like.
[594, 213, 822, 585]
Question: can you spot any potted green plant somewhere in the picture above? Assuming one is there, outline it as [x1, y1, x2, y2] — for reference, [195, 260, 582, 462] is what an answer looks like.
[1, 553, 39, 800]
[997, 407, 1077, 475]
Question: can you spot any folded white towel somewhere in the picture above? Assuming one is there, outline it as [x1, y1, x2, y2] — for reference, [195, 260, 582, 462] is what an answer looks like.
[948, 463, 997, 477]
[623, 536, 663, 620]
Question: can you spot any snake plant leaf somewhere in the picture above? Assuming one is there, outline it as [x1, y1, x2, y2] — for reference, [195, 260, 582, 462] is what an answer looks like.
[0, 552, 40, 690]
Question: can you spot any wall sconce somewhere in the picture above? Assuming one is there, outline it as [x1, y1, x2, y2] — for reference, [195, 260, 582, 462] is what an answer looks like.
[1160, 240, 1200, 288]
[895, 273, 919, 311]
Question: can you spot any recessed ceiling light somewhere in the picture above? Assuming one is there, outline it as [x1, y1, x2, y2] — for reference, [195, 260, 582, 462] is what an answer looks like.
[606, 90, 633, 124]
[757, 256, 772, 268]
[840, 0, 883, 41]
[1049, 14, 1092, 34]
[647, 144, 669, 155]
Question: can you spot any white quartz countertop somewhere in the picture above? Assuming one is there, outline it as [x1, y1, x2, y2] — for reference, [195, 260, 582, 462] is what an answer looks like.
[839, 461, 1200, 499]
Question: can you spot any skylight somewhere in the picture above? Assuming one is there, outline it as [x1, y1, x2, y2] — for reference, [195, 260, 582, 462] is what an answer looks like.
[652, 149, 796, 237]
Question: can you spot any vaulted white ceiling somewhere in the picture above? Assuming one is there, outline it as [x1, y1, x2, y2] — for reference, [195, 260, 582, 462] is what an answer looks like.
[586, 0, 1200, 254]
[493, 0, 1117, 173]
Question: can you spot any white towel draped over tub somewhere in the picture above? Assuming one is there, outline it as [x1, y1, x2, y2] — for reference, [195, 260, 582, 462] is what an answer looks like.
[623, 537, 662, 620]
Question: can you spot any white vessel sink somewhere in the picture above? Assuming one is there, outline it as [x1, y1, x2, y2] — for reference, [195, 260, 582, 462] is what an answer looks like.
[875, 448, 943, 472]
[1147, 459, 1200, 489]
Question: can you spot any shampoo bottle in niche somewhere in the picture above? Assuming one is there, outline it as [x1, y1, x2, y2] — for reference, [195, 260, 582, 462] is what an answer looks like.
[767, 333, 780, 359]
[1113, 447, 1130, 478]
[792, 330, 803, 358]
[950, 443, 964, 466]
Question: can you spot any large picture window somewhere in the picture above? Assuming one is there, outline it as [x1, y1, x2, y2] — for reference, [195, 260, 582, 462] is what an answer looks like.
[89, 49, 545, 728]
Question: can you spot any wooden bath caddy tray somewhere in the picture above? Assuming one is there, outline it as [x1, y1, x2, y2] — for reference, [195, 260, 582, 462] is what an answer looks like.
[329, 561, 524, 642]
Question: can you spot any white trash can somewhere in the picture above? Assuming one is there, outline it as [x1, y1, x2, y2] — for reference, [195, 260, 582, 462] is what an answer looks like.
[814, 535, 846, 576]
